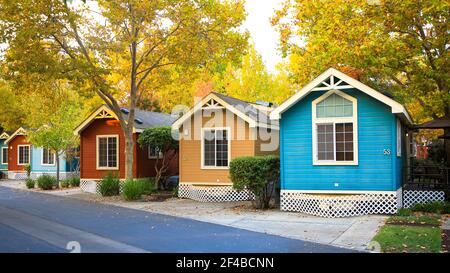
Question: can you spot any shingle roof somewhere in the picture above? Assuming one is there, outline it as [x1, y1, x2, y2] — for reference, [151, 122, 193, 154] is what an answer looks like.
[415, 116, 450, 129]
[212, 92, 272, 124]
[121, 108, 177, 129]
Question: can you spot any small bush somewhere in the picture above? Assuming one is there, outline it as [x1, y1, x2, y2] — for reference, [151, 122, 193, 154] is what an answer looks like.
[24, 164, 32, 178]
[396, 208, 412, 216]
[60, 179, 70, 188]
[122, 179, 143, 201]
[172, 186, 179, 197]
[122, 178, 157, 201]
[99, 172, 120, 196]
[25, 178, 35, 189]
[230, 155, 280, 209]
[410, 201, 450, 214]
[67, 176, 80, 187]
[37, 175, 57, 190]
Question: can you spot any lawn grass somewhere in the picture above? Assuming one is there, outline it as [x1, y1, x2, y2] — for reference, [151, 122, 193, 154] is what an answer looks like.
[373, 225, 442, 253]
[386, 215, 441, 226]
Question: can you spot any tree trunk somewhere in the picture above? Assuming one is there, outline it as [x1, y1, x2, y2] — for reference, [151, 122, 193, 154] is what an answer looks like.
[124, 128, 134, 180]
[55, 153, 60, 189]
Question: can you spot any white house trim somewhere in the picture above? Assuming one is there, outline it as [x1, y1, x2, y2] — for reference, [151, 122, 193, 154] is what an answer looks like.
[397, 118, 402, 157]
[200, 127, 231, 170]
[0, 132, 10, 139]
[96, 134, 120, 170]
[281, 189, 397, 194]
[172, 93, 276, 130]
[270, 68, 413, 125]
[74, 105, 120, 135]
[4, 127, 27, 145]
[17, 144, 31, 166]
[1, 147, 8, 165]
[41, 148, 56, 166]
[311, 90, 358, 166]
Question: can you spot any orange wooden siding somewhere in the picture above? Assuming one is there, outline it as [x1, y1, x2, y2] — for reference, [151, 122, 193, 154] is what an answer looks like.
[179, 109, 278, 185]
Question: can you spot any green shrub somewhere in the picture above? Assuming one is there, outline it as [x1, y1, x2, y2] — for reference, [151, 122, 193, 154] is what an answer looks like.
[396, 208, 412, 216]
[122, 179, 143, 201]
[37, 175, 57, 190]
[122, 178, 156, 201]
[230, 155, 280, 209]
[172, 186, 179, 197]
[60, 179, 70, 188]
[25, 178, 35, 189]
[67, 176, 80, 187]
[99, 172, 120, 196]
[410, 201, 449, 214]
[24, 164, 32, 178]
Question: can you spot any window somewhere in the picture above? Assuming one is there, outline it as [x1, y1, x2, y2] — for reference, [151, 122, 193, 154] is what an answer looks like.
[97, 135, 118, 169]
[41, 148, 55, 165]
[18, 145, 30, 165]
[1, 147, 7, 165]
[312, 90, 358, 165]
[148, 145, 161, 159]
[202, 128, 230, 168]
[397, 118, 402, 157]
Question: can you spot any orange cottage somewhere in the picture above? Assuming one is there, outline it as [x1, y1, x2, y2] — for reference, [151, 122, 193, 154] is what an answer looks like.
[172, 92, 279, 202]
[74, 105, 178, 193]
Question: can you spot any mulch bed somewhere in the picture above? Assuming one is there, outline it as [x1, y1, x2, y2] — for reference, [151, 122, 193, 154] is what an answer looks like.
[442, 230, 450, 253]
[141, 192, 173, 202]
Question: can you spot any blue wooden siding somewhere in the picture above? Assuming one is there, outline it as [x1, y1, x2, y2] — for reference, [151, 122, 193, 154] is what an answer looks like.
[0, 139, 7, 171]
[30, 146, 77, 173]
[280, 88, 402, 191]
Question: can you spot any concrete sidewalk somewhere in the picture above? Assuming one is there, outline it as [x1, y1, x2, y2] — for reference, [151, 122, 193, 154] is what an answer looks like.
[0, 179, 386, 251]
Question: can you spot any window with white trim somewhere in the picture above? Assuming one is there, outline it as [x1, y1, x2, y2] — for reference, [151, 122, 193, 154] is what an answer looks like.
[202, 128, 229, 168]
[312, 91, 358, 165]
[397, 118, 402, 157]
[42, 148, 55, 165]
[97, 136, 118, 169]
[18, 145, 30, 165]
[148, 145, 161, 159]
[1, 147, 7, 165]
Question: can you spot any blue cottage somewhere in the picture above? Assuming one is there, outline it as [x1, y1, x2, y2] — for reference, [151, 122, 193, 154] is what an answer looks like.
[4, 127, 79, 180]
[270, 68, 413, 217]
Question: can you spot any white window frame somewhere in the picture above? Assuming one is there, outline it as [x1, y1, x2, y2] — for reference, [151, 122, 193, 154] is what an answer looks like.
[96, 135, 119, 170]
[1, 147, 8, 165]
[17, 145, 31, 166]
[397, 118, 402, 157]
[41, 148, 56, 166]
[148, 145, 162, 159]
[201, 127, 231, 169]
[312, 90, 358, 165]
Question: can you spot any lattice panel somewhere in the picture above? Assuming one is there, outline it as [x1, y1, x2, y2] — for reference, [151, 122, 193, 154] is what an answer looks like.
[80, 179, 125, 195]
[403, 190, 445, 208]
[179, 184, 254, 202]
[8, 172, 28, 180]
[280, 191, 399, 218]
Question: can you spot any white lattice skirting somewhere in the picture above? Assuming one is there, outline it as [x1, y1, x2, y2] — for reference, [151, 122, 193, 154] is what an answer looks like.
[8, 172, 28, 180]
[403, 190, 445, 208]
[178, 183, 254, 202]
[80, 179, 125, 194]
[281, 190, 400, 218]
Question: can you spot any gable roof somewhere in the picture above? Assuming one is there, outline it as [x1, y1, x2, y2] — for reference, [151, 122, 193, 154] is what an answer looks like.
[74, 105, 176, 135]
[0, 131, 11, 140]
[4, 127, 28, 145]
[172, 92, 278, 130]
[269, 68, 413, 126]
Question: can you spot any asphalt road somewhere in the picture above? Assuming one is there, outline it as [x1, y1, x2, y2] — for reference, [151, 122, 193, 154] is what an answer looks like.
[0, 186, 354, 253]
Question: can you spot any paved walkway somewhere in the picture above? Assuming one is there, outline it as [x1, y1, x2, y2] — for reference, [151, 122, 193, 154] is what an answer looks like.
[0, 185, 354, 253]
[0, 179, 386, 252]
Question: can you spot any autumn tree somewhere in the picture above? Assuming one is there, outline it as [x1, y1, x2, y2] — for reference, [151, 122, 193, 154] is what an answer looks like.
[0, 0, 248, 180]
[272, 0, 449, 121]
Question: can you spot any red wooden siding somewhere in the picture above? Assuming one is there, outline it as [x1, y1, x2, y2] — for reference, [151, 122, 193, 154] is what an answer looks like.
[8, 135, 31, 172]
[80, 118, 178, 180]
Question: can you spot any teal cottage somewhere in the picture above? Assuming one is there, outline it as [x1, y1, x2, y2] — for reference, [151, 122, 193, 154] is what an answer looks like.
[0, 131, 10, 178]
[270, 68, 413, 217]
[5, 127, 79, 180]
